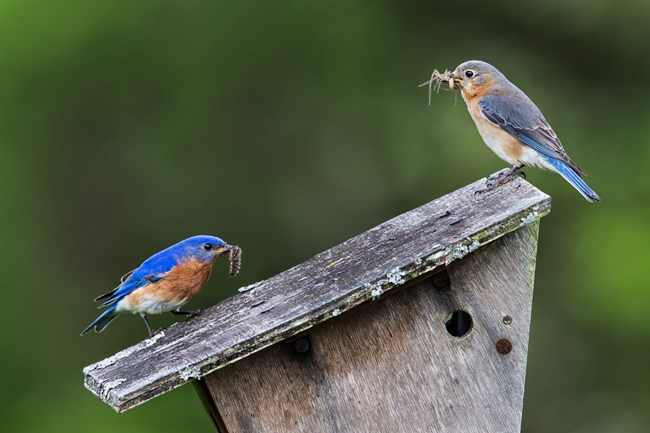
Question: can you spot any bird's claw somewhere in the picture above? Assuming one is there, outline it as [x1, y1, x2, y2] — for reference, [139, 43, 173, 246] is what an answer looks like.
[185, 309, 203, 320]
[148, 327, 165, 338]
[170, 308, 203, 321]
[487, 168, 512, 187]
[475, 167, 525, 195]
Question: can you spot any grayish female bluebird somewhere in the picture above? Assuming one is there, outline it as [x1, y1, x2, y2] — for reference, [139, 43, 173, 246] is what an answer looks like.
[447, 60, 600, 202]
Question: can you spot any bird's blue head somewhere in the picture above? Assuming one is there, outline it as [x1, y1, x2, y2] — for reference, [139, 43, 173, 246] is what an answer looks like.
[177, 235, 233, 263]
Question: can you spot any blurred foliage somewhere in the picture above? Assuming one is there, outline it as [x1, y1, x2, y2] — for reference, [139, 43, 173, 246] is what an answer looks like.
[0, 0, 648, 432]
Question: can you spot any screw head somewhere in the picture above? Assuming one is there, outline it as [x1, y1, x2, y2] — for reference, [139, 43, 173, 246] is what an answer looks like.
[496, 338, 512, 355]
[432, 271, 450, 290]
[294, 337, 310, 353]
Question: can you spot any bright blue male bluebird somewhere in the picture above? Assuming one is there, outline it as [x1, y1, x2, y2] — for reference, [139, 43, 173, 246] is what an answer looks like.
[440, 60, 600, 202]
[81, 235, 240, 337]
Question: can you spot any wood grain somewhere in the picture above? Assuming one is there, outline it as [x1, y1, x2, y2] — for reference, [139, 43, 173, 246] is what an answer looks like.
[83, 171, 550, 413]
[204, 221, 540, 433]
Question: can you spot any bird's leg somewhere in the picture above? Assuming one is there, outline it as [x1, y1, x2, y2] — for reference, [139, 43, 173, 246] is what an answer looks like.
[140, 313, 156, 337]
[171, 309, 203, 320]
[515, 168, 526, 180]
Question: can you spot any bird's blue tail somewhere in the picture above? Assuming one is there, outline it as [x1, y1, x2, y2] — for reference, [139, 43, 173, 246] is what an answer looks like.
[81, 305, 118, 335]
[543, 156, 600, 202]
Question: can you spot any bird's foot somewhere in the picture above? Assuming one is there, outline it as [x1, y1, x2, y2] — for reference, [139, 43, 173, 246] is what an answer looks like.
[149, 327, 165, 338]
[185, 309, 203, 320]
[171, 309, 203, 320]
[487, 167, 522, 188]
[476, 167, 525, 194]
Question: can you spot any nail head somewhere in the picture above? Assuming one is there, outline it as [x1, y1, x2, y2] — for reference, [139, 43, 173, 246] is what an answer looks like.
[496, 338, 512, 355]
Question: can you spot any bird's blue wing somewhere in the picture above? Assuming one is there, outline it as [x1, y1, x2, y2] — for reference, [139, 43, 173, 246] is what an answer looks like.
[95, 249, 181, 307]
[478, 94, 584, 174]
[98, 273, 166, 307]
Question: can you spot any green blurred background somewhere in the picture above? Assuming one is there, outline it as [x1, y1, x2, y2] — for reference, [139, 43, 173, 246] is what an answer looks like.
[1, 0, 648, 431]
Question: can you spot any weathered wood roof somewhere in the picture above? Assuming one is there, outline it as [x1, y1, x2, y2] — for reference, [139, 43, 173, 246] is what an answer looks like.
[83, 171, 551, 412]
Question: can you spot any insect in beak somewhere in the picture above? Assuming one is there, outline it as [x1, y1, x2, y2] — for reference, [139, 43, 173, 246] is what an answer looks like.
[419, 68, 456, 106]
[225, 245, 241, 276]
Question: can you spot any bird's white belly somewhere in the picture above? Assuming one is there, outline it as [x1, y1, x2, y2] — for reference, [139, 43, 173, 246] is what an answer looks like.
[518, 146, 556, 171]
[115, 295, 188, 315]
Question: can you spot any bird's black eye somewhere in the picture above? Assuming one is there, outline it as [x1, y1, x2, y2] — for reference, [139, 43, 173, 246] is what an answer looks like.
[203, 243, 213, 251]
[465, 70, 475, 78]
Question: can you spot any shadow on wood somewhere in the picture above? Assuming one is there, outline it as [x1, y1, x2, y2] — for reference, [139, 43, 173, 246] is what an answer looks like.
[83, 171, 551, 433]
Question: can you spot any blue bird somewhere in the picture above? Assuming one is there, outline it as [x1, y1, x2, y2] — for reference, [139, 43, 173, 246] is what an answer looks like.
[81, 235, 240, 337]
[438, 60, 600, 202]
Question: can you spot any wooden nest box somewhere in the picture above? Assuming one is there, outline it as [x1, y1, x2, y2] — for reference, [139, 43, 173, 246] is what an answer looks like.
[84, 173, 551, 433]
